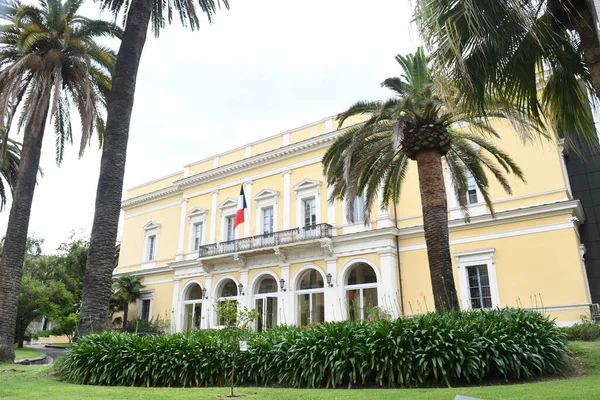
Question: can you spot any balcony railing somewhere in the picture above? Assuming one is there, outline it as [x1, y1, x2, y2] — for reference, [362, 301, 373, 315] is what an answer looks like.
[198, 223, 333, 258]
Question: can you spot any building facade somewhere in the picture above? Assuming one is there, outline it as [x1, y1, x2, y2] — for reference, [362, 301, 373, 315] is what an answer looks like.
[116, 114, 592, 331]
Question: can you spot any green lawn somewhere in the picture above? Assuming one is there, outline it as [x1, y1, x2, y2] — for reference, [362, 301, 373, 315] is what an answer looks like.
[0, 342, 598, 400]
[14, 346, 43, 361]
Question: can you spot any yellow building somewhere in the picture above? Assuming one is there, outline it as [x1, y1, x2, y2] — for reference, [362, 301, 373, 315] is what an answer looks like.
[116, 115, 591, 331]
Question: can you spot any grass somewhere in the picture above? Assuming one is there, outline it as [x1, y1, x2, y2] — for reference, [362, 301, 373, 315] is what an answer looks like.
[0, 342, 598, 400]
[14, 346, 43, 361]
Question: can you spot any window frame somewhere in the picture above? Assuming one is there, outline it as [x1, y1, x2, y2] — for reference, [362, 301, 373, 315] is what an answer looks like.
[187, 207, 208, 253]
[295, 268, 326, 326]
[293, 179, 322, 229]
[344, 263, 378, 321]
[254, 189, 279, 235]
[138, 291, 153, 321]
[142, 221, 160, 266]
[454, 249, 499, 310]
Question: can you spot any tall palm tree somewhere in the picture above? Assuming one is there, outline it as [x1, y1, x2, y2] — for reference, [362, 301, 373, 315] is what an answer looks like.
[0, 0, 119, 363]
[323, 48, 525, 311]
[111, 275, 144, 330]
[0, 137, 25, 211]
[79, 0, 229, 336]
[414, 0, 599, 145]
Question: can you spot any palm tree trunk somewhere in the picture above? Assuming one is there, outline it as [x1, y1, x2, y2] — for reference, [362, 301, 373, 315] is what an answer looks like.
[78, 0, 153, 337]
[122, 301, 129, 331]
[575, 5, 600, 99]
[415, 149, 460, 311]
[0, 105, 49, 362]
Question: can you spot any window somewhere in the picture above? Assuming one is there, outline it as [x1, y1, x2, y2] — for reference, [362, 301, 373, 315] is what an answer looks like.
[296, 269, 325, 326]
[352, 193, 366, 222]
[466, 265, 492, 309]
[254, 276, 278, 332]
[141, 299, 151, 321]
[146, 235, 156, 261]
[217, 279, 238, 326]
[303, 198, 316, 227]
[193, 222, 203, 250]
[345, 263, 378, 321]
[263, 207, 274, 234]
[460, 170, 478, 204]
[184, 283, 204, 331]
[226, 216, 235, 241]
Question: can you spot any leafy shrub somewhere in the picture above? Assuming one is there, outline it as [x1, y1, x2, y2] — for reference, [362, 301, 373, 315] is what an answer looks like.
[58, 309, 567, 388]
[561, 317, 600, 341]
[124, 314, 171, 334]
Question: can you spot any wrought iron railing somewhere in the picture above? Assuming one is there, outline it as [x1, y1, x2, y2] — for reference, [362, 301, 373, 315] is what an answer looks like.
[198, 223, 333, 258]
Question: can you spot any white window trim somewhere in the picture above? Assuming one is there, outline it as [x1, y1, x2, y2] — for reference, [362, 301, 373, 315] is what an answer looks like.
[254, 189, 279, 234]
[444, 159, 486, 220]
[293, 265, 327, 326]
[454, 248, 499, 310]
[187, 207, 208, 254]
[341, 193, 371, 234]
[293, 179, 321, 229]
[142, 221, 160, 268]
[219, 197, 239, 242]
[138, 290, 154, 321]
[213, 276, 240, 328]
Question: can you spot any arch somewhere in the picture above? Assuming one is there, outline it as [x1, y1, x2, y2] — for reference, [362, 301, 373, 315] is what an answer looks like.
[180, 279, 204, 303]
[212, 274, 240, 299]
[248, 270, 280, 295]
[291, 263, 327, 292]
[339, 257, 381, 287]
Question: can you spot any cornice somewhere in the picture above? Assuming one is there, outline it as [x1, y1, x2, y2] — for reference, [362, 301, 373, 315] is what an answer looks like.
[122, 186, 182, 210]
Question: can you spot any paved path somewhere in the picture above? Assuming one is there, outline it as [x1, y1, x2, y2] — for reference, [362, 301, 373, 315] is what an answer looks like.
[26, 345, 66, 364]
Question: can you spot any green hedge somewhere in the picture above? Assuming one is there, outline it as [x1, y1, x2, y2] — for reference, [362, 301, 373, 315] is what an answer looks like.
[562, 320, 600, 341]
[58, 309, 567, 388]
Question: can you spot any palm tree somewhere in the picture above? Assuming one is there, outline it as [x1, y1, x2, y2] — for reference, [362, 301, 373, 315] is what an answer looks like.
[0, 137, 25, 211]
[414, 0, 599, 145]
[79, 0, 229, 336]
[111, 275, 144, 331]
[323, 48, 525, 311]
[0, 0, 119, 363]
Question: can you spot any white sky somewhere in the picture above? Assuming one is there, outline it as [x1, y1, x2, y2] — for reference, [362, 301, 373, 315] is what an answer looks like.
[0, 0, 419, 253]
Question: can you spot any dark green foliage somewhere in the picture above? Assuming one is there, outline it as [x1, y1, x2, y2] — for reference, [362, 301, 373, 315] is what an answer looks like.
[59, 309, 567, 388]
[562, 320, 600, 341]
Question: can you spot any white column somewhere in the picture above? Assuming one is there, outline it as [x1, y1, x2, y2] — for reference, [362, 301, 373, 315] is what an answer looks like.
[240, 269, 249, 309]
[244, 181, 252, 237]
[325, 258, 339, 321]
[283, 170, 291, 229]
[325, 118, 334, 133]
[213, 156, 219, 168]
[210, 190, 218, 243]
[558, 139, 573, 198]
[327, 185, 336, 229]
[283, 132, 290, 146]
[378, 249, 400, 318]
[172, 278, 181, 332]
[280, 264, 291, 326]
[203, 274, 213, 330]
[176, 199, 188, 261]
[378, 183, 395, 228]
[245, 145, 251, 158]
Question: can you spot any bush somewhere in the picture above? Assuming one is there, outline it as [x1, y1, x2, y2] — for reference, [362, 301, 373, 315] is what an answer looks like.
[562, 317, 600, 341]
[58, 309, 568, 388]
[124, 314, 170, 334]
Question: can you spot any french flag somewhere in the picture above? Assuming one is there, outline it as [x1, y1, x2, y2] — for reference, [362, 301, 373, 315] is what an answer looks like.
[233, 185, 247, 229]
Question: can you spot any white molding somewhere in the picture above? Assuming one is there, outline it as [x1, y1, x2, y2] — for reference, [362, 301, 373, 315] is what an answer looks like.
[127, 171, 182, 192]
[325, 118, 334, 133]
[245, 145, 252, 158]
[143, 221, 161, 231]
[244, 181, 252, 238]
[124, 200, 181, 219]
[399, 221, 575, 252]
[283, 132, 290, 146]
[292, 178, 321, 193]
[294, 179, 322, 229]
[283, 171, 291, 229]
[123, 187, 182, 210]
[254, 190, 279, 235]
[187, 206, 208, 217]
[218, 197, 238, 210]
[210, 191, 218, 243]
[455, 248, 499, 310]
[187, 215, 207, 253]
[254, 188, 279, 202]
[213, 156, 219, 168]
[144, 278, 173, 285]
[176, 199, 188, 260]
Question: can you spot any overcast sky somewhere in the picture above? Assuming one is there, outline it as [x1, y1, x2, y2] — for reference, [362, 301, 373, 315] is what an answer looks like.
[0, 0, 419, 253]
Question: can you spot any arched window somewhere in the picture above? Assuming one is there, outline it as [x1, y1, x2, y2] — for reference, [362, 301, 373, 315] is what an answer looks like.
[296, 268, 325, 326]
[183, 283, 205, 331]
[254, 275, 278, 332]
[217, 279, 238, 326]
[345, 263, 378, 321]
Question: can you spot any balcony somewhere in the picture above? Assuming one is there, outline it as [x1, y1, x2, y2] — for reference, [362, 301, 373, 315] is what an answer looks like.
[198, 223, 333, 258]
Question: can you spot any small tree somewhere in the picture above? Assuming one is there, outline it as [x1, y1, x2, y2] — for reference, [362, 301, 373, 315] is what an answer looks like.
[214, 300, 259, 397]
[111, 276, 144, 331]
[53, 313, 79, 343]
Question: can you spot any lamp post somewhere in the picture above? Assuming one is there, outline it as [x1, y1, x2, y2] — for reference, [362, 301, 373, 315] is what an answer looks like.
[279, 278, 286, 292]
[202, 287, 208, 299]
[326, 273, 334, 288]
[238, 283, 245, 296]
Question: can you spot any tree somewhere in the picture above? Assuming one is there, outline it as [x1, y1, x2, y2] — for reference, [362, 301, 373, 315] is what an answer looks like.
[323, 48, 525, 311]
[79, 0, 229, 336]
[52, 313, 79, 343]
[0, 137, 25, 211]
[414, 0, 599, 145]
[111, 275, 144, 331]
[0, 0, 119, 362]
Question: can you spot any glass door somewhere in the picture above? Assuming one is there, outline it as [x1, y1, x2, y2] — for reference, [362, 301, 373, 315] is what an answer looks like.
[255, 295, 278, 332]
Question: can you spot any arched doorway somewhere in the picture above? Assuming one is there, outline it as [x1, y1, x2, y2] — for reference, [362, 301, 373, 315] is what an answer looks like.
[296, 268, 325, 326]
[216, 278, 238, 326]
[345, 262, 378, 321]
[183, 283, 204, 331]
[254, 275, 278, 332]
